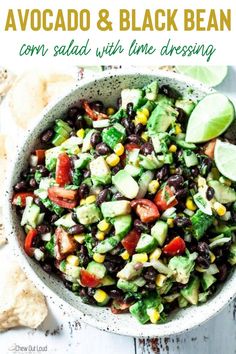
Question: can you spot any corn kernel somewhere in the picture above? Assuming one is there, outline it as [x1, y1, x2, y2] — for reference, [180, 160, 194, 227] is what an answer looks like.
[214, 202, 226, 216]
[73, 147, 80, 155]
[170, 167, 176, 175]
[74, 234, 85, 243]
[209, 251, 216, 263]
[167, 218, 174, 228]
[147, 308, 160, 324]
[114, 143, 125, 156]
[195, 265, 206, 273]
[132, 253, 148, 263]
[148, 180, 160, 194]
[135, 111, 148, 125]
[175, 124, 182, 135]
[76, 128, 85, 139]
[98, 219, 110, 232]
[140, 107, 150, 118]
[66, 255, 79, 266]
[155, 274, 167, 287]
[86, 195, 96, 204]
[141, 132, 149, 142]
[149, 248, 162, 261]
[169, 144, 177, 153]
[186, 197, 197, 211]
[80, 198, 86, 206]
[93, 253, 105, 263]
[93, 289, 109, 303]
[106, 153, 120, 167]
[120, 250, 130, 260]
[96, 231, 105, 241]
[107, 107, 115, 115]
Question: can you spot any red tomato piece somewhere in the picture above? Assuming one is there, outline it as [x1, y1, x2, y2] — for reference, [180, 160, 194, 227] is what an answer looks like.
[121, 229, 141, 255]
[82, 100, 108, 121]
[125, 143, 140, 151]
[35, 149, 45, 164]
[154, 185, 178, 212]
[48, 195, 78, 209]
[163, 236, 186, 256]
[24, 229, 38, 256]
[56, 153, 72, 186]
[55, 227, 77, 260]
[48, 186, 78, 201]
[130, 199, 160, 223]
[12, 192, 35, 207]
[203, 139, 216, 159]
[80, 269, 101, 288]
[111, 300, 131, 314]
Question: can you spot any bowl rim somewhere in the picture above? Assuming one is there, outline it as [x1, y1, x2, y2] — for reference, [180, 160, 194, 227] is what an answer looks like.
[4, 68, 236, 337]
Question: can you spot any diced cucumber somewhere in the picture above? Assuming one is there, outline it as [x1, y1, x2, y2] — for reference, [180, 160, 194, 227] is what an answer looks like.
[129, 301, 149, 324]
[55, 119, 72, 133]
[101, 275, 115, 286]
[151, 221, 168, 246]
[193, 192, 212, 216]
[21, 199, 41, 229]
[135, 233, 157, 253]
[52, 134, 67, 146]
[65, 264, 80, 280]
[113, 122, 126, 136]
[112, 170, 139, 199]
[163, 153, 173, 165]
[54, 213, 76, 228]
[117, 279, 138, 293]
[121, 88, 145, 110]
[54, 126, 70, 138]
[183, 150, 198, 167]
[136, 171, 154, 199]
[101, 201, 131, 218]
[76, 204, 101, 225]
[171, 137, 197, 150]
[208, 180, 236, 204]
[102, 127, 124, 149]
[201, 273, 216, 291]
[127, 148, 140, 165]
[93, 119, 110, 128]
[87, 261, 107, 279]
[139, 154, 164, 170]
[74, 153, 92, 169]
[93, 235, 121, 254]
[180, 277, 200, 305]
[124, 164, 142, 177]
[113, 214, 132, 238]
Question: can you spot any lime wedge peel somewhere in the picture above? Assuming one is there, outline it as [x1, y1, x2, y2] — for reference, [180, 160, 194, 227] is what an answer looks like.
[176, 66, 228, 87]
[214, 140, 236, 182]
[185, 93, 235, 143]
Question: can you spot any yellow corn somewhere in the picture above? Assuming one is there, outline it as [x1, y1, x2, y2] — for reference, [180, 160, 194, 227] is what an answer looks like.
[74, 234, 85, 244]
[132, 253, 148, 263]
[120, 250, 130, 260]
[114, 143, 125, 156]
[140, 107, 150, 118]
[141, 132, 149, 142]
[98, 219, 110, 232]
[86, 195, 96, 204]
[107, 107, 115, 115]
[135, 111, 148, 125]
[167, 218, 174, 228]
[148, 180, 160, 194]
[93, 253, 105, 263]
[76, 128, 85, 139]
[214, 202, 226, 216]
[96, 231, 105, 241]
[73, 147, 80, 155]
[93, 289, 109, 303]
[155, 274, 167, 287]
[175, 124, 182, 135]
[209, 251, 215, 264]
[196, 265, 206, 273]
[186, 197, 197, 211]
[170, 167, 176, 174]
[149, 248, 162, 261]
[169, 144, 177, 153]
[106, 154, 120, 167]
[147, 308, 160, 324]
[66, 255, 80, 266]
[80, 198, 86, 206]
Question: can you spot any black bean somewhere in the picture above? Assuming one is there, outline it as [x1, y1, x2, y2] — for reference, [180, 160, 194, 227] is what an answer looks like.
[175, 167, 183, 175]
[160, 85, 181, 100]
[37, 224, 50, 234]
[29, 178, 37, 188]
[176, 150, 183, 161]
[96, 142, 111, 155]
[126, 102, 135, 119]
[124, 296, 135, 304]
[143, 267, 158, 282]
[110, 244, 123, 256]
[72, 212, 78, 223]
[79, 288, 87, 297]
[69, 130, 76, 137]
[67, 107, 80, 120]
[156, 165, 169, 181]
[108, 289, 124, 300]
[75, 115, 84, 130]
[87, 288, 96, 296]
[121, 118, 134, 135]
[21, 170, 29, 180]
[90, 100, 104, 113]
[200, 157, 212, 176]
[134, 123, 144, 135]
[167, 175, 184, 190]
[83, 170, 91, 179]
[113, 192, 127, 201]
[14, 180, 27, 192]
[40, 129, 54, 143]
[104, 262, 122, 274]
[206, 186, 215, 201]
[37, 165, 49, 177]
[231, 211, 236, 223]
[105, 254, 123, 264]
[134, 219, 149, 233]
[216, 264, 228, 282]
[190, 166, 199, 178]
[34, 197, 46, 211]
[42, 263, 52, 273]
[68, 224, 85, 235]
[144, 282, 156, 290]
[175, 188, 188, 200]
[112, 163, 123, 175]
[197, 241, 210, 256]
[176, 107, 187, 124]
[140, 142, 154, 156]
[63, 280, 73, 290]
[78, 183, 89, 199]
[174, 216, 192, 228]
[96, 189, 111, 206]
[196, 255, 210, 269]
[90, 132, 102, 148]
[189, 180, 197, 192]
[30, 167, 37, 174]
[126, 134, 141, 145]
[49, 214, 58, 224]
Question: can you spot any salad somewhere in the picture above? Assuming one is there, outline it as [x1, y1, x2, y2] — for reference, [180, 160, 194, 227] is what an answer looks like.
[12, 80, 236, 325]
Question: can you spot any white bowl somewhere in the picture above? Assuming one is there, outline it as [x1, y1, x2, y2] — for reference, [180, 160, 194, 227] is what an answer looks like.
[4, 69, 236, 337]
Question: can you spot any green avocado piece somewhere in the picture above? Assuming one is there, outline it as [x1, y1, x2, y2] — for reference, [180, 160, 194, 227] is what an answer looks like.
[76, 204, 101, 225]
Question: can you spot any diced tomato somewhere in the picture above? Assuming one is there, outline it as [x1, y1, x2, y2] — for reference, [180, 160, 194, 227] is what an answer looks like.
[24, 229, 38, 257]
[154, 185, 178, 212]
[111, 300, 131, 314]
[55, 227, 77, 260]
[48, 195, 78, 209]
[56, 153, 72, 186]
[203, 139, 216, 159]
[82, 100, 108, 121]
[80, 269, 101, 288]
[130, 199, 160, 223]
[35, 149, 45, 164]
[12, 192, 35, 207]
[163, 236, 186, 256]
[125, 143, 140, 151]
[121, 229, 141, 255]
[48, 187, 78, 201]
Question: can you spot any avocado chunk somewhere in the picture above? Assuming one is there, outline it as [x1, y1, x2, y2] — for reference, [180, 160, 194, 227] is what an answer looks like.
[113, 214, 132, 238]
[76, 204, 101, 225]
[208, 180, 236, 204]
[112, 170, 139, 199]
[228, 242, 236, 265]
[117, 279, 138, 293]
[201, 273, 216, 291]
[168, 254, 195, 284]
[144, 81, 159, 101]
[54, 213, 76, 228]
[180, 277, 200, 305]
[151, 221, 168, 246]
[135, 233, 157, 253]
[147, 104, 177, 135]
[101, 200, 131, 218]
[90, 156, 111, 186]
[183, 150, 198, 167]
[175, 99, 195, 116]
[191, 210, 214, 240]
[87, 261, 106, 279]
[117, 262, 142, 281]
[121, 88, 145, 110]
[21, 197, 41, 229]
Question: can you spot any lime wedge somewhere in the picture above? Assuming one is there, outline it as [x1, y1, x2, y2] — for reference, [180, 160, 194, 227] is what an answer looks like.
[185, 93, 235, 143]
[176, 66, 228, 87]
[214, 140, 236, 181]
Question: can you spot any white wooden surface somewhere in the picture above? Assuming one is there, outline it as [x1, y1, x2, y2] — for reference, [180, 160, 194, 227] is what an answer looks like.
[1, 66, 236, 354]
